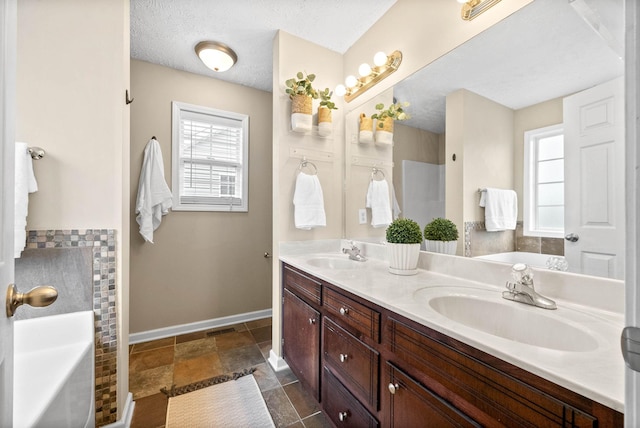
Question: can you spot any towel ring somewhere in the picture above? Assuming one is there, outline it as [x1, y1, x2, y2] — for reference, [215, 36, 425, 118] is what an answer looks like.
[371, 167, 385, 180]
[298, 158, 318, 175]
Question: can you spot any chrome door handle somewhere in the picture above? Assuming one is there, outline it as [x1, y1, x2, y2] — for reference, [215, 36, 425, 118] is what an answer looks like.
[564, 233, 579, 242]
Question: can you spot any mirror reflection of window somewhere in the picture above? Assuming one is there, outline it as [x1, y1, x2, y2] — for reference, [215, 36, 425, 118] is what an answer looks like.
[523, 124, 564, 238]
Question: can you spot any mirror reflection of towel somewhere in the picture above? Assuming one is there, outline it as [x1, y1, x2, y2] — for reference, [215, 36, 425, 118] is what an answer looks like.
[366, 179, 393, 228]
[479, 188, 517, 231]
[293, 172, 326, 230]
[15, 142, 38, 258]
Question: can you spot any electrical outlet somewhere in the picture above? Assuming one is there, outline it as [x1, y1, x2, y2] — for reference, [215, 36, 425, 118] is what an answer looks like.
[358, 209, 367, 224]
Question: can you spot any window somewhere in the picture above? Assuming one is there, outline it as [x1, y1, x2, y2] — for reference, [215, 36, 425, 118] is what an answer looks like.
[523, 124, 564, 238]
[171, 102, 249, 212]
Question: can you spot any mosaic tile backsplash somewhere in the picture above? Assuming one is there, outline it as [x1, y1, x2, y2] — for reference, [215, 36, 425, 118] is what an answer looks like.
[25, 229, 118, 426]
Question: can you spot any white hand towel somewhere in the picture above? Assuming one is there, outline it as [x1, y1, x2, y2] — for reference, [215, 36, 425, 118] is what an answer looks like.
[479, 188, 517, 232]
[366, 179, 393, 228]
[14, 142, 38, 258]
[293, 172, 326, 230]
[135, 138, 173, 243]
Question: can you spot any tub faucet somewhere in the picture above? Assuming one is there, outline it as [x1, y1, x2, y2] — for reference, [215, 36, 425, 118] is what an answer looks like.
[342, 241, 367, 262]
[502, 263, 556, 310]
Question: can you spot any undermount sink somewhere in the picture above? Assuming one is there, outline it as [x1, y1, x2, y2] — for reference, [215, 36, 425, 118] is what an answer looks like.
[306, 255, 366, 270]
[415, 288, 599, 352]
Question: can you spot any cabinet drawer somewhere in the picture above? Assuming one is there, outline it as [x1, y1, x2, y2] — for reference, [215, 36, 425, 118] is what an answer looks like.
[386, 316, 601, 427]
[384, 362, 480, 428]
[323, 317, 379, 410]
[324, 287, 380, 342]
[283, 264, 321, 306]
[322, 367, 379, 428]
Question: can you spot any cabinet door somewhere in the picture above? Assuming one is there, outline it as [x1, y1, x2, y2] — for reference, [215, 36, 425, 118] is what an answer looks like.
[283, 288, 321, 399]
[384, 362, 481, 428]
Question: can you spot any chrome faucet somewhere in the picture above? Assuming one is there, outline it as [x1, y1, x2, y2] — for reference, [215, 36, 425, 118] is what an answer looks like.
[502, 263, 556, 310]
[342, 241, 367, 262]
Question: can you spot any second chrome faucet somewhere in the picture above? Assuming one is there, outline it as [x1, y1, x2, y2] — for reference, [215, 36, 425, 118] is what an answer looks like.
[342, 241, 367, 262]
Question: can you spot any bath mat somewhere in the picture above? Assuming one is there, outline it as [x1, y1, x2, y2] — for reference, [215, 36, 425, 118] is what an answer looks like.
[164, 369, 274, 428]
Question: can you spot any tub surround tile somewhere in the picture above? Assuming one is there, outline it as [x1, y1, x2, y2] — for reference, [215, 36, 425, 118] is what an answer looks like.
[541, 237, 564, 256]
[516, 236, 542, 253]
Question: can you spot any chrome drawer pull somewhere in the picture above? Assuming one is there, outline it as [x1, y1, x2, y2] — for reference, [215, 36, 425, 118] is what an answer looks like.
[309, 318, 316, 325]
[339, 307, 349, 315]
[338, 411, 349, 422]
[388, 382, 400, 394]
[339, 353, 348, 363]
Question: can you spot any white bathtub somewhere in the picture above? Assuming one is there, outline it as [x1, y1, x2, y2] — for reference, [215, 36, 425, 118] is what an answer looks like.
[14, 311, 95, 428]
[475, 251, 564, 269]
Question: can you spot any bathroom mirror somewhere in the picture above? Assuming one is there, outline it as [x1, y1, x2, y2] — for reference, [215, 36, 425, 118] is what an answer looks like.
[344, 0, 625, 279]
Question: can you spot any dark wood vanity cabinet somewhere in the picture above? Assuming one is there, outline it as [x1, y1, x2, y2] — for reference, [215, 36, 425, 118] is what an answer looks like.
[281, 263, 624, 427]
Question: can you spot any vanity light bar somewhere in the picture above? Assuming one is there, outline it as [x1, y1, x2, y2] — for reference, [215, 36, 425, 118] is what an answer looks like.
[344, 51, 403, 103]
[461, 0, 502, 21]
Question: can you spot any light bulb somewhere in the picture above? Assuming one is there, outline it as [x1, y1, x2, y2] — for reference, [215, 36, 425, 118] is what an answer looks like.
[373, 51, 388, 67]
[345, 75, 358, 88]
[358, 63, 372, 77]
[335, 84, 347, 97]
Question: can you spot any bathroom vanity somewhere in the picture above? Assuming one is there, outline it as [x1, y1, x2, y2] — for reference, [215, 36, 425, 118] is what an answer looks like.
[280, 242, 624, 427]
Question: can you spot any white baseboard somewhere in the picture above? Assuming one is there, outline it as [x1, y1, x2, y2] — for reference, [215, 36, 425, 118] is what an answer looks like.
[101, 392, 134, 428]
[129, 309, 273, 344]
[268, 349, 289, 372]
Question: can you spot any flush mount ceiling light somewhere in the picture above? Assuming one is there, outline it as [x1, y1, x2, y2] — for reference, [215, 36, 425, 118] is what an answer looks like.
[459, 0, 502, 21]
[336, 50, 403, 103]
[195, 41, 238, 72]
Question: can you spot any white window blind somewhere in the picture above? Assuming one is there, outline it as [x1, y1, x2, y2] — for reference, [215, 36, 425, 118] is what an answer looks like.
[172, 102, 249, 212]
[523, 124, 564, 238]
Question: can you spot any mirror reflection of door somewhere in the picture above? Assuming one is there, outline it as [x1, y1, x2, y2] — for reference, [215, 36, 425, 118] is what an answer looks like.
[563, 77, 625, 279]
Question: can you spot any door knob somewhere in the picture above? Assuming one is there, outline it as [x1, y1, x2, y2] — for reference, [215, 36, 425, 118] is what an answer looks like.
[564, 233, 579, 242]
[6, 284, 58, 317]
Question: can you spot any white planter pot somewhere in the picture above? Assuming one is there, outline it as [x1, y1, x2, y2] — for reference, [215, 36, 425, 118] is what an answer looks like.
[291, 113, 312, 132]
[375, 130, 393, 146]
[318, 121, 332, 137]
[387, 243, 421, 275]
[424, 240, 457, 255]
[359, 130, 374, 143]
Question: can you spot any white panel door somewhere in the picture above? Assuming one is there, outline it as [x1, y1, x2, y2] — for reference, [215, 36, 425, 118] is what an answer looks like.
[563, 77, 625, 279]
[0, 0, 16, 424]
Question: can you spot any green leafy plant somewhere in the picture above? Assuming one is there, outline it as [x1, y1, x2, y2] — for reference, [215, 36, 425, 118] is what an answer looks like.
[285, 71, 318, 99]
[318, 88, 338, 110]
[386, 218, 423, 244]
[423, 218, 459, 242]
[371, 101, 410, 128]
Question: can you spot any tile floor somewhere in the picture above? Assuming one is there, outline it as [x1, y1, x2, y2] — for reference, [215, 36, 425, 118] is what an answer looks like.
[129, 317, 331, 428]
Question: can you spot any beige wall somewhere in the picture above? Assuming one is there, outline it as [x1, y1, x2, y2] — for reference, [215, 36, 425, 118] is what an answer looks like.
[513, 97, 563, 219]
[16, 0, 130, 418]
[392, 123, 443, 216]
[445, 89, 514, 254]
[129, 60, 273, 333]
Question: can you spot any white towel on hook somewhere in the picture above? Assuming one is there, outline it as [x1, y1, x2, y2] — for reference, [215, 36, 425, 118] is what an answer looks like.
[366, 179, 393, 228]
[135, 138, 173, 243]
[14, 142, 38, 258]
[293, 172, 326, 230]
[479, 187, 517, 231]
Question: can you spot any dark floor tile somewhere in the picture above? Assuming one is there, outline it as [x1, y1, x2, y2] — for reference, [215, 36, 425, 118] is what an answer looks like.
[215, 330, 256, 350]
[262, 386, 301, 428]
[130, 346, 175, 372]
[175, 330, 206, 344]
[131, 337, 174, 354]
[283, 381, 320, 419]
[219, 344, 266, 372]
[258, 341, 272, 359]
[130, 392, 168, 428]
[286, 422, 305, 428]
[173, 352, 225, 387]
[174, 337, 217, 361]
[253, 362, 281, 392]
[250, 325, 272, 343]
[246, 317, 272, 330]
[130, 365, 174, 400]
[302, 411, 333, 428]
[275, 367, 298, 386]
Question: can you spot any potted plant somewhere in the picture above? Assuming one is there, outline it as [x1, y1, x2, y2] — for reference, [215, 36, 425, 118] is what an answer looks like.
[359, 113, 374, 143]
[317, 87, 337, 137]
[371, 101, 410, 145]
[285, 71, 318, 132]
[423, 217, 459, 255]
[386, 218, 423, 275]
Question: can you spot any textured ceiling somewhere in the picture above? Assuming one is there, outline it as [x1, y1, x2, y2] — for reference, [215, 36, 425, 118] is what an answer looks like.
[394, 0, 624, 133]
[130, 0, 397, 92]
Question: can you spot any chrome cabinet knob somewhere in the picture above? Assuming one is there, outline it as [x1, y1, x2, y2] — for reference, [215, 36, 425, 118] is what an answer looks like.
[564, 233, 579, 242]
[339, 307, 349, 315]
[308, 318, 316, 325]
[338, 411, 348, 422]
[388, 382, 400, 394]
[339, 353, 348, 363]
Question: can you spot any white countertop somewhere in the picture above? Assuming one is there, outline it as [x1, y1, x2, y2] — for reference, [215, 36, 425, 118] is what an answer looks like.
[279, 240, 625, 413]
